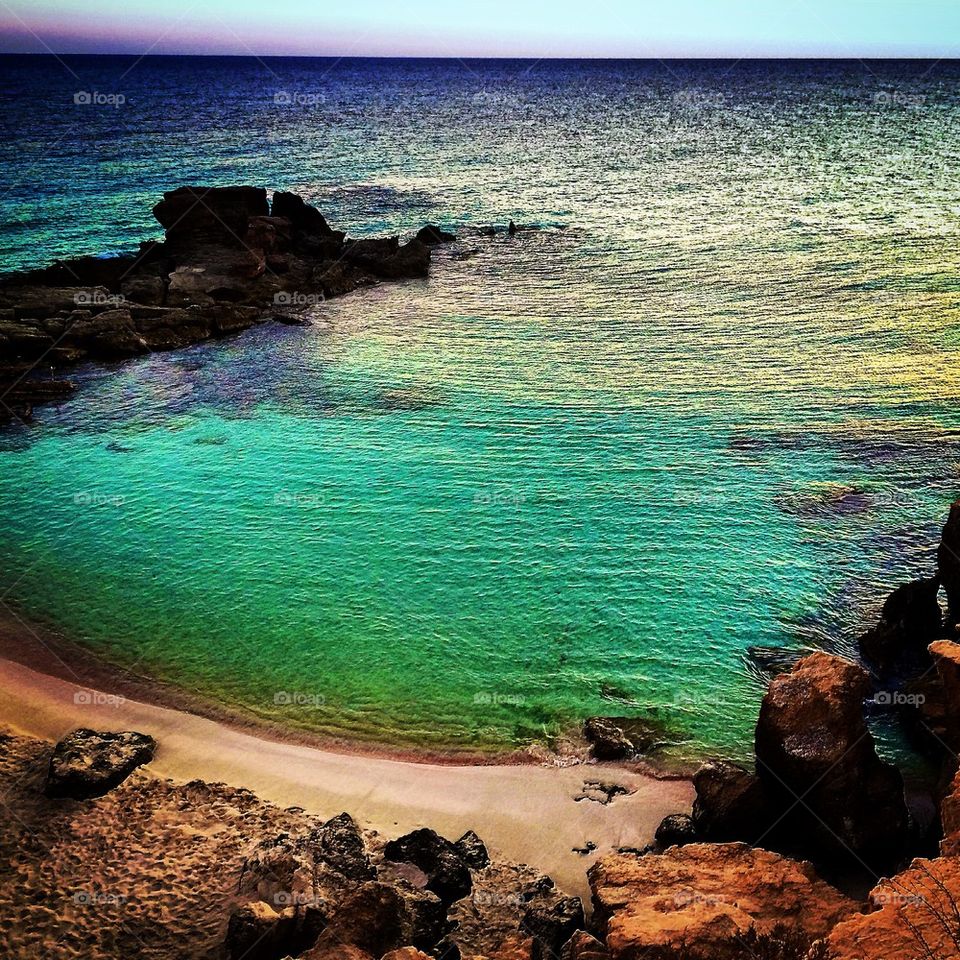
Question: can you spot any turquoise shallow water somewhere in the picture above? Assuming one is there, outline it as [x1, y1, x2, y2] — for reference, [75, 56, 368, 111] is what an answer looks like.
[2, 58, 960, 761]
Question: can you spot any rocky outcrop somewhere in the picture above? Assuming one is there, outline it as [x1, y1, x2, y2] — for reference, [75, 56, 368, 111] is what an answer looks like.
[754, 652, 909, 871]
[43, 728, 156, 799]
[823, 855, 960, 960]
[858, 576, 943, 677]
[589, 843, 856, 960]
[690, 761, 773, 845]
[383, 828, 472, 906]
[560, 931, 610, 959]
[416, 224, 457, 244]
[455, 829, 490, 869]
[0, 186, 440, 420]
[930, 639, 960, 752]
[224, 899, 324, 960]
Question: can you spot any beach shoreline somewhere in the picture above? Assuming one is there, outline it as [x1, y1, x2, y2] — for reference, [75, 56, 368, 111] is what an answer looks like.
[0, 614, 694, 900]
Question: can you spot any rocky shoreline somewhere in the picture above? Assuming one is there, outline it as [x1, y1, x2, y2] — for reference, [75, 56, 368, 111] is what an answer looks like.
[0, 185, 459, 424]
[3, 502, 960, 958]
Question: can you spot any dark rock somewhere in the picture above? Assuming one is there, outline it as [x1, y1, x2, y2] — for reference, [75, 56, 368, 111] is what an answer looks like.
[939, 499, 960, 626]
[307, 812, 375, 881]
[654, 813, 698, 849]
[416, 224, 456, 244]
[273, 313, 312, 326]
[520, 896, 585, 958]
[272, 191, 339, 239]
[44, 729, 156, 799]
[583, 717, 633, 760]
[152, 185, 269, 245]
[858, 576, 942, 677]
[304, 881, 445, 957]
[691, 760, 774, 844]
[344, 237, 431, 280]
[755, 652, 910, 871]
[225, 900, 325, 960]
[384, 828, 472, 906]
[453, 830, 489, 870]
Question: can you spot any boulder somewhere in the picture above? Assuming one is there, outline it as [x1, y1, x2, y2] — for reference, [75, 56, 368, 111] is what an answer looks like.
[654, 813, 698, 849]
[754, 652, 909, 870]
[691, 761, 773, 844]
[589, 844, 856, 960]
[858, 576, 942, 677]
[225, 899, 324, 960]
[384, 828, 472, 905]
[272, 191, 339, 238]
[416, 224, 457, 244]
[44, 729, 156, 799]
[381, 950, 433, 960]
[823, 855, 960, 960]
[939, 498, 960, 626]
[306, 811, 376, 881]
[302, 881, 445, 957]
[152, 185, 269, 245]
[454, 830, 490, 870]
[520, 896, 585, 957]
[583, 718, 633, 760]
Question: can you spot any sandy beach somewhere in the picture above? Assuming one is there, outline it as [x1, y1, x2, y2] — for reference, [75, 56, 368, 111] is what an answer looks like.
[0, 653, 692, 901]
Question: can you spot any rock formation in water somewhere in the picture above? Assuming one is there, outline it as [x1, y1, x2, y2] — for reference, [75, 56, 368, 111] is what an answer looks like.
[0, 185, 437, 423]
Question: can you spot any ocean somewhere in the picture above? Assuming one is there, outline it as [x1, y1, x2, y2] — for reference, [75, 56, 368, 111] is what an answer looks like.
[1, 56, 959, 762]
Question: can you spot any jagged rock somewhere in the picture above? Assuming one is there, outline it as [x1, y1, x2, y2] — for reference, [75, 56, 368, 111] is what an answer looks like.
[583, 718, 633, 760]
[454, 830, 490, 869]
[153, 185, 269, 245]
[381, 950, 432, 960]
[384, 828, 472, 905]
[589, 844, 856, 960]
[306, 812, 376, 881]
[560, 931, 609, 960]
[755, 652, 910, 870]
[44, 729, 156, 799]
[654, 813, 698, 849]
[691, 761, 773, 844]
[301, 881, 445, 958]
[823, 854, 960, 960]
[858, 576, 942, 677]
[520, 896, 585, 957]
[416, 224, 457, 244]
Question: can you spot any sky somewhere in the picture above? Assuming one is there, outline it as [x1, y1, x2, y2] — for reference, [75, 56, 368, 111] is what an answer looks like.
[1, 0, 959, 58]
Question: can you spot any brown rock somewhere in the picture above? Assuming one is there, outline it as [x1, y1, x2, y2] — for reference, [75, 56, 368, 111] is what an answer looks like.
[589, 844, 856, 960]
[942, 768, 960, 857]
[381, 950, 433, 960]
[691, 761, 773, 844]
[824, 855, 960, 960]
[755, 652, 909, 870]
[931, 639, 960, 751]
[583, 717, 633, 760]
[560, 931, 609, 960]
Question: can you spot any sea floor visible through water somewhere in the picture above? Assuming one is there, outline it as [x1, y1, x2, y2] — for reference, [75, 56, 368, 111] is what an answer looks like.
[1, 57, 960, 767]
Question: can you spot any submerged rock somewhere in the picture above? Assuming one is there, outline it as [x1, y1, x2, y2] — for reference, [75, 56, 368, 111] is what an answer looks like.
[44, 728, 156, 799]
[583, 718, 634, 760]
[416, 224, 457, 244]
